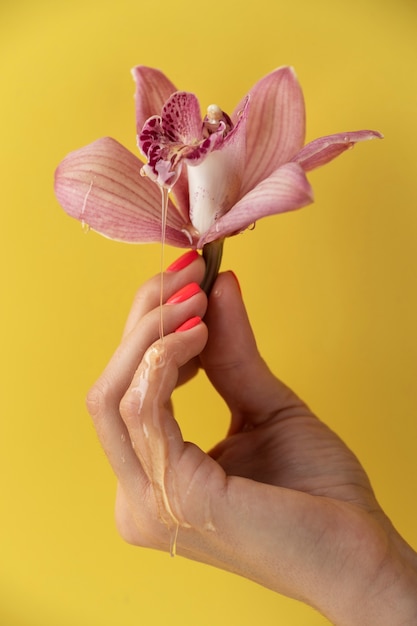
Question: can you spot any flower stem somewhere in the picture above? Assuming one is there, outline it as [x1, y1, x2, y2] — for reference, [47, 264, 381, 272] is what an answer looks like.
[200, 239, 224, 295]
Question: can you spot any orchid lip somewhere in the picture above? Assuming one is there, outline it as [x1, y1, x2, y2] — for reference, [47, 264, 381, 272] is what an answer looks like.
[137, 91, 231, 190]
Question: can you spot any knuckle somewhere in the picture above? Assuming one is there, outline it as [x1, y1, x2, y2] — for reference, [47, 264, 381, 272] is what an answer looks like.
[119, 390, 139, 425]
[133, 279, 160, 310]
[85, 376, 113, 419]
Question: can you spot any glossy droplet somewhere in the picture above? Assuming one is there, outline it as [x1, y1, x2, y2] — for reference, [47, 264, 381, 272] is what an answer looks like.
[80, 179, 94, 232]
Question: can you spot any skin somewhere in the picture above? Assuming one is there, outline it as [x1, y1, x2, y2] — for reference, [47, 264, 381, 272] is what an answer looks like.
[86, 255, 417, 625]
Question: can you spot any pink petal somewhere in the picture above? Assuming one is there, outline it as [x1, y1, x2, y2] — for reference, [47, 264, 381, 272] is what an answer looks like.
[198, 162, 313, 247]
[293, 130, 383, 172]
[131, 66, 177, 136]
[54, 137, 191, 247]
[235, 67, 306, 197]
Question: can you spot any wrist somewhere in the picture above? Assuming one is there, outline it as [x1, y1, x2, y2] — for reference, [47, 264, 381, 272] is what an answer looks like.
[325, 532, 417, 626]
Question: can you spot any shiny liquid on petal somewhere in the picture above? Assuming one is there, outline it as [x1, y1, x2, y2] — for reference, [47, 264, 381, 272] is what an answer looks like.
[80, 178, 94, 233]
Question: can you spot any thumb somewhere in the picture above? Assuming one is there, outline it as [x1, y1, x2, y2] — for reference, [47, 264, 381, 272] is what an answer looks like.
[201, 271, 259, 373]
[201, 272, 296, 433]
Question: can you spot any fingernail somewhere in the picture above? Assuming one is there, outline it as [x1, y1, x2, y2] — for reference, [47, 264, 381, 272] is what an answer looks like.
[175, 316, 201, 333]
[166, 282, 201, 305]
[229, 271, 241, 294]
[166, 250, 200, 272]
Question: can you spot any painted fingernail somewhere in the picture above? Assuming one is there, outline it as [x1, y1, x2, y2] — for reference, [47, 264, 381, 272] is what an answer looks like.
[175, 316, 201, 333]
[166, 282, 201, 305]
[166, 250, 200, 272]
[229, 271, 241, 294]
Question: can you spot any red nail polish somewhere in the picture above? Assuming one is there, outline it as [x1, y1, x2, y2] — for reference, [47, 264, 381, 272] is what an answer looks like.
[175, 316, 201, 333]
[229, 271, 241, 294]
[166, 282, 201, 304]
[166, 250, 200, 272]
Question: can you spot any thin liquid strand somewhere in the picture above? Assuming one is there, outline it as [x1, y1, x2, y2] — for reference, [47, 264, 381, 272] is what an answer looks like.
[159, 186, 169, 341]
[169, 522, 179, 558]
[158, 187, 180, 558]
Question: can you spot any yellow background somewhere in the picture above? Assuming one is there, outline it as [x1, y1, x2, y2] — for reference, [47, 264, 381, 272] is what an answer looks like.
[1, 0, 416, 624]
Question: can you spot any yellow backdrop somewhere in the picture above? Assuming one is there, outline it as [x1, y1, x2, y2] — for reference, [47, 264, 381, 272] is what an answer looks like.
[1, 0, 416, 624]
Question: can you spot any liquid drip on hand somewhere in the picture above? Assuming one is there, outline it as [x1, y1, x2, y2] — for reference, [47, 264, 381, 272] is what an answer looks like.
[158, 185, 169, 341]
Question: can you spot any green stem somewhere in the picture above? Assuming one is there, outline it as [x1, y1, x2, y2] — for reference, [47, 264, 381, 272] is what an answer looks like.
[200, 239, 224, 295]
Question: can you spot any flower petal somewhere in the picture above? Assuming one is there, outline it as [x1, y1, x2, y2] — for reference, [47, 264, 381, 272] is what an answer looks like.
[54, 137, 191, 247]
[235, 67, 306, 197]
[198, 162, 313, 247]
[131, 66, 177, 136]
[293, 130, 384, 172]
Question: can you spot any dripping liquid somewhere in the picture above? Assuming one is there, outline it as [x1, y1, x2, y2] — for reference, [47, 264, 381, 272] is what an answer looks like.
[155, 186, 179, 557]
[159, 186, 169, 341]
[169, 523, 179, 558]
[159, 186, 181, 557]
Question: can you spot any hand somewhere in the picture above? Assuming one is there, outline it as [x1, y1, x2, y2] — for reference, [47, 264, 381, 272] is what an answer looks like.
[86, 254, 417, 625]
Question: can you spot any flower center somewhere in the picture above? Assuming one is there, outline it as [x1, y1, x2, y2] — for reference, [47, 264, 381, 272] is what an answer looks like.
[203, 104, 233, 136]
[139, 91, 248, 238]
[138, 92, 230, 190]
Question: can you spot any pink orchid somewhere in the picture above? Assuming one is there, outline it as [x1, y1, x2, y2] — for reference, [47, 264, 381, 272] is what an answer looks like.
[54, 66, 382, 290]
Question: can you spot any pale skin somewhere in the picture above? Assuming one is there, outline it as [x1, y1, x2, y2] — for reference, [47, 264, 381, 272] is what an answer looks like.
[87, 254, 417, 625]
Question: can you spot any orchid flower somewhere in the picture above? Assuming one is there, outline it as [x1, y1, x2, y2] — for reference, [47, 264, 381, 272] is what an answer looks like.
[54, 66, 382, 292]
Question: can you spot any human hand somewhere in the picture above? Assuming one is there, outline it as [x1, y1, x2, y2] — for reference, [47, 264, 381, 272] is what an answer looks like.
[86, 252, 417, 625]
